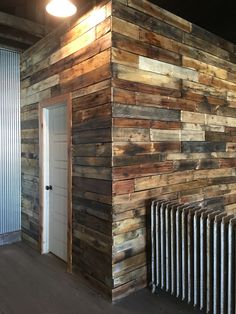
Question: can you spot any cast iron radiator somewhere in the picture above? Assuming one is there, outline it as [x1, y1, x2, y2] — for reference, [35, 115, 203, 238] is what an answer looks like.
[150, 200, 236, 314]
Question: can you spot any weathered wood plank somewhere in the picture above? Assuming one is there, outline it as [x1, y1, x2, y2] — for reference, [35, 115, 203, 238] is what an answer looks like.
[112, 78, 181, 97]
[113, 216, 146, 235]
[73, 143, 111, 157]
[113, 103, 180, 121]
[73, 223, 112, 254]
[113, 161, 173, 180]
[21, 1, 113, 300]
[74, 165, 112, 180]
[21, 0, 236, 302]
[0, 11, 49, 38]
[182, 56, 228, 80]
[113, 1, 183, 42]
[113, 234, 146, 263]
[182, 142, 226, 153]
[27, 33, 112, 85]
[60, 49, 111, 85]
[127, 0, 192, 32]
[112, 16, 139, 40]
[113, 64, 181, 90]
[73, 87, 111, 110]
[73, 196, 112, 221]
[74, 103, 111, 126]
[183, 33, 230, 61]
[113, 153, 164, 167]
[113, 127, 150, 142]
[73, 177, 112, 195]
[113, 142, 181, 156]
[113, 180, 135, 195]
[113, 31, 181, 65]
[61, 6, 109, 45]
[191, 24, 235, 55]
[139, 56, 198, 82]
[112, 252, 146, 278]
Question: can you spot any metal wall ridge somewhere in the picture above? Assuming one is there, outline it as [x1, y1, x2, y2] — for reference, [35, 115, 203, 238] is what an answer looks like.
[0, 49, 21, 236]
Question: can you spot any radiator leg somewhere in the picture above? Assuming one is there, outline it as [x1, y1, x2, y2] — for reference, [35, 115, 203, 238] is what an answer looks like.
[176, 205, 184, 298]
[151, 200, 156, 292]
[212, 213, 226, 314]
[181, 206, 189, 301]
[170, 204, 177, 296]
[156, 202, 161, 289]
[160, 202, 166, 290]
[194, 208, 205, 308]
[165, 204, 171, 292]
[200, 211, 211, 311]
[228, 218, 236, 314]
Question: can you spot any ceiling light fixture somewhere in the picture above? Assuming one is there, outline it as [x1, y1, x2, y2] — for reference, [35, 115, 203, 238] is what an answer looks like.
[46, 0, 77, 18]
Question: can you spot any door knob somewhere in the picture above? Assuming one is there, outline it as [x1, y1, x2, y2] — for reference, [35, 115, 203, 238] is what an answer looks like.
[45, 185, 53, 191]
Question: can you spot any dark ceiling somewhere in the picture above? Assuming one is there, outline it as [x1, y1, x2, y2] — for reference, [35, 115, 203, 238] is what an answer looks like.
[0, 0, 61, 26]
[150, 0, 236, 44]
[0, 0, 235, 46]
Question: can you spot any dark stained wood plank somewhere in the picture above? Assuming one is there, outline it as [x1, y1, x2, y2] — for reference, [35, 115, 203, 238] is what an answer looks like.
[0, 11, 50, 38]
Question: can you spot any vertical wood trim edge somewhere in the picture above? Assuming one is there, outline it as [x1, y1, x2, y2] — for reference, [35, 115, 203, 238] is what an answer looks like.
[39, 93, 73, 272]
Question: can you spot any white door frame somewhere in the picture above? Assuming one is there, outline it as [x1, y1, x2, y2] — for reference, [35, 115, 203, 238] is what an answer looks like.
[39, 94, 72, 272]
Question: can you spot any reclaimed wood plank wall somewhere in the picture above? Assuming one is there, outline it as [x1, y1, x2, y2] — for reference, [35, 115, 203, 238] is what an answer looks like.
[21, 0, 236, 302]
[111, 0, 236, 301]
[21, 0, 113, 298]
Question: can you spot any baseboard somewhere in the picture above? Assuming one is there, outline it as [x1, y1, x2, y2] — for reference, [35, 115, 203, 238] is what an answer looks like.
[0, 230, 21, 246]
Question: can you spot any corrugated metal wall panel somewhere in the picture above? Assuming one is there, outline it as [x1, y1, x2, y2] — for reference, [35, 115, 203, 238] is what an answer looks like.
[0, 49, 21, 235]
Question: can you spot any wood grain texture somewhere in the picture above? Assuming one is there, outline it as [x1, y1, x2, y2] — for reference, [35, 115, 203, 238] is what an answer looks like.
[21, 0, 112, 300]
[21, 0, 236, 303]
[111, 0, 236, 302]
[0, 11, 50, 38]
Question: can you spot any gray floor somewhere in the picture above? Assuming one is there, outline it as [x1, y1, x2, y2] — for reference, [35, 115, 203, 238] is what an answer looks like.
[0, 242, 202, 314]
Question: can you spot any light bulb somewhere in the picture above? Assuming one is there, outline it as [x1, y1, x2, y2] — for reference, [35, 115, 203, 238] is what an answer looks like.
[46, 0, 77, 18]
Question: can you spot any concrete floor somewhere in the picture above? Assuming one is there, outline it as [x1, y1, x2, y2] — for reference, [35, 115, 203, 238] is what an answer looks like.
[0, 242, 202, 314]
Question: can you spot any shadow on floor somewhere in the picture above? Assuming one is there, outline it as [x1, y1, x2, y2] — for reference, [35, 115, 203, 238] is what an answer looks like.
[0, 242, 202, 314]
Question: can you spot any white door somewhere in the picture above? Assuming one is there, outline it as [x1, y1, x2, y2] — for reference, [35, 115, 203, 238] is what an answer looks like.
[48, 105, 68, 261]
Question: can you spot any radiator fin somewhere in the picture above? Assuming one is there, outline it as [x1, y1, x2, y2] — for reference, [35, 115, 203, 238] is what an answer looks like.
[151, 200, 236, 314]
